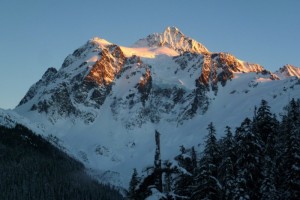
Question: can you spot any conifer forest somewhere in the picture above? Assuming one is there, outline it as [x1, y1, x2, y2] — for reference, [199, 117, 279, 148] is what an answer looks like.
[128, 99, 300, 200]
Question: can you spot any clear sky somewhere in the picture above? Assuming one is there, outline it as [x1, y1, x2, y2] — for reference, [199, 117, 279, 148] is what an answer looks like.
[0, 0, 299, 109]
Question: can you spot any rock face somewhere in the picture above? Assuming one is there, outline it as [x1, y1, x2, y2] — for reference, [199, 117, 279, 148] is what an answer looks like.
[17, 39, 127, 123]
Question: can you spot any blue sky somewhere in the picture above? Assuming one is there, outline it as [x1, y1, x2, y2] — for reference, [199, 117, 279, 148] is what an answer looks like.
[0, 0, 299, 109]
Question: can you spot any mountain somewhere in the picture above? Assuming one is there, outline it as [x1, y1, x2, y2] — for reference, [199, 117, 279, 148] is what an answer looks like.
[1, 27, 300, 188]
[14, 27, 267, 125]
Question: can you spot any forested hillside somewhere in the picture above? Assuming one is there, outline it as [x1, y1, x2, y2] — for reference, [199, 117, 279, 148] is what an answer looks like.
[0, 124, 124, 200]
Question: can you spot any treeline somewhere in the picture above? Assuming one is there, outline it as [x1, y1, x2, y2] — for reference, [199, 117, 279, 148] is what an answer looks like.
[0, 124, 124, 200]
[128, 99, 300, 200]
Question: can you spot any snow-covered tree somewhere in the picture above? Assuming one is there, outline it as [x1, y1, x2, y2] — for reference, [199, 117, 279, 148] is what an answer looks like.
[234, 118, 262, 199]
[192, 122, 221, 200]
[260, 156, 278, 200]
[253, 99, 277, 144]
[278, 99, 300, 199]
[219, 126, 236, 200]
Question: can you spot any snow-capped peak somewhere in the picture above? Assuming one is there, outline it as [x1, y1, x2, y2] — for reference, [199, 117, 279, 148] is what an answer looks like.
[89, 37, 112, 46]
[132, 26, 210, 54]
[164, 26, 181, 33]
[163, 26, 184, 39]
[276, 64, 300, 78]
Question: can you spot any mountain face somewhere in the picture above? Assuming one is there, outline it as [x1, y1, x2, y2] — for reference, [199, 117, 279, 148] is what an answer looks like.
[15, 27, 268, 125]
[17, 39, 126, 124]
[3, 27, 300, 187]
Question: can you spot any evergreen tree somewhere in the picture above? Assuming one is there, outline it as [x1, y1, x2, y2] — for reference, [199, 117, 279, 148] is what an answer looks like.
[234, 118, 262, 200]
[284, 125, 300, 199]
[259, 115, 279, 199]
[191, 146, 197, 175]
[219, 126, 236, 200]
[279, 99, 300, 199]
[253, 99, 276, 144]
[128, 168, 140, 200]
[260, 156, 278, 200]
[154, 130, 163, 192]
[192, 122, 221, 200]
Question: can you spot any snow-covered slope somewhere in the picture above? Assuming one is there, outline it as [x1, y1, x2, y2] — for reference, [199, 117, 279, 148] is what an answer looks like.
[2, 27, 300, 188]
